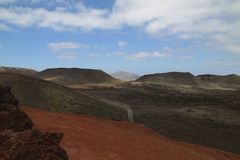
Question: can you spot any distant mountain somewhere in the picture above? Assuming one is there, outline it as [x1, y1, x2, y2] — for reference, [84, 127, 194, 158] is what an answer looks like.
[35, 68, 120, 87]
[111, 71, 140, 81]
[136, 72, 205, 86]
[0, 66, 37, 76]
[197, 74, 240, 88]
[0, 72, 127, 120]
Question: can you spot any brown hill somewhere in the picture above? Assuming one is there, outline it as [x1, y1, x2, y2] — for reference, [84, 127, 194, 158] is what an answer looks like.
[137, 72, 206, 87]
[23, 107, 240, 160]
[0, 73, 127, 121]
[35, 68, 120, 87]
[0, 66, 37, 76]
[197, 74, 240, 88]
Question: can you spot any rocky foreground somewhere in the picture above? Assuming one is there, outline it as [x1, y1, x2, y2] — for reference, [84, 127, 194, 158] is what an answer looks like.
[0, 86, 68, 160]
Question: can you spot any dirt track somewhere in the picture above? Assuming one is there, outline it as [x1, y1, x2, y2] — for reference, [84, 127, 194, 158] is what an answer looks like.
[23, 107, 240, 160]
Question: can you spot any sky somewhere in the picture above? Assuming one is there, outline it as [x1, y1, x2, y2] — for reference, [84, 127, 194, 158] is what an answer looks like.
[0, 0, 240, 75]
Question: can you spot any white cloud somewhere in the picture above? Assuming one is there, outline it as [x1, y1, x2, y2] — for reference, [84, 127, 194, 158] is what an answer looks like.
[0, 23, 13, 31]
[48, 41, 90, 60]
[48, 42, 89, 51]
[0, 0, 240, 54]
[127, 51, 171, 60]
[117, 41, 127, 47]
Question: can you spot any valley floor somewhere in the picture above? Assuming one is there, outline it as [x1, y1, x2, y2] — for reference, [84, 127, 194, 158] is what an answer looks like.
[83, 83, 240, 154]
[23, 107, 240, 160]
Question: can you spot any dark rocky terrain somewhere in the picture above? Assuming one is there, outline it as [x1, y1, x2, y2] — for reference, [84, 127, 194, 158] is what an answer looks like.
[197, 74, 240, 89]
[1, 67, 240, 155]
[0, 86, 68, 160]
[0, 73, 127, 121]
[84, 82, 240, 154]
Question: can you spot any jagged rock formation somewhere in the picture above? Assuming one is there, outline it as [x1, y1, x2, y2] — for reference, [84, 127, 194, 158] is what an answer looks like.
[0, 129, 67, 160]
[0, 86, 33, 131]
[0, 86, 68, 160]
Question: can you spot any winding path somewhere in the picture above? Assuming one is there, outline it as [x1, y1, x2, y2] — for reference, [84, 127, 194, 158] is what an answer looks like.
[78, 91, 134, 122]
[100, 99, 134, 123]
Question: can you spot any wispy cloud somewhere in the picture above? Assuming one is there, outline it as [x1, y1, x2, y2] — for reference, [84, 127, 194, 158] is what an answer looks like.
[0, 23, 12, 31]
[0, 0, 240, 54]
[117, 41, 127, 47]
[48, 42, 89, 51]
[48, 41, 88, 60]
[127, 51, 171, 60]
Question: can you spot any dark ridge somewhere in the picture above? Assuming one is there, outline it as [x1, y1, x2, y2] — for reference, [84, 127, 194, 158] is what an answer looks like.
[136, 72, 203, 86]
[197, 74, 240, 87]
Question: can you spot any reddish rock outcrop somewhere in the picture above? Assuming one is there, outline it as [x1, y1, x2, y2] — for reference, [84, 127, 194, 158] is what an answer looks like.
[0, 86, 68, 160]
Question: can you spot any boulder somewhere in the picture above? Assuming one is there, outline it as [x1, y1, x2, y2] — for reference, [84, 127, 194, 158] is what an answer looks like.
[0, 86, 68, 160]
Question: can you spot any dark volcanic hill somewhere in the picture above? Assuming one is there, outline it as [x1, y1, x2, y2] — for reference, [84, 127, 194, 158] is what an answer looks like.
[0, 66, 38, 76]
[112, 71, 140, 81]
[0, 73, 127, 121]
[35, 68, 120, 87]
[137, 72, 205, 86]
[197, 74, 240, 88]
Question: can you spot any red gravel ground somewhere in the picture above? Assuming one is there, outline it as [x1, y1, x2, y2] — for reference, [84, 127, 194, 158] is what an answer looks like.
[23, 107, 240, 160]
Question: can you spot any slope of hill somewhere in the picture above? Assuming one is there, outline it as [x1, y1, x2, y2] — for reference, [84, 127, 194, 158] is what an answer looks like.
[35, 68, 120, 87]
[0, 73, 127, 121]
[0, 66, 38, 76]
[197, 74, 240, 88]
[136, 72, 206, 87]
[85, 83, 240, 153]
[24, 107, 240, 160]
[112, 71, 140, 81]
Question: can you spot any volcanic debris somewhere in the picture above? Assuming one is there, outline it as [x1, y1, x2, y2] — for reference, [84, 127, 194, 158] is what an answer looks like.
[0, 86, 68, 160]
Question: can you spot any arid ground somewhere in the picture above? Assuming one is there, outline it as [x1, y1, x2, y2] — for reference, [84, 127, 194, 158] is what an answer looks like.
[24, 107, 240, 160]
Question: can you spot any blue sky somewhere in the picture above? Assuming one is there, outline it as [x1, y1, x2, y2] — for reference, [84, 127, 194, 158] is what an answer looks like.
[0, 0, 239, 75]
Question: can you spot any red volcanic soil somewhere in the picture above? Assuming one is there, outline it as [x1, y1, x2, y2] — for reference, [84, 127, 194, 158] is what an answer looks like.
[23, 107, 240, 160]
